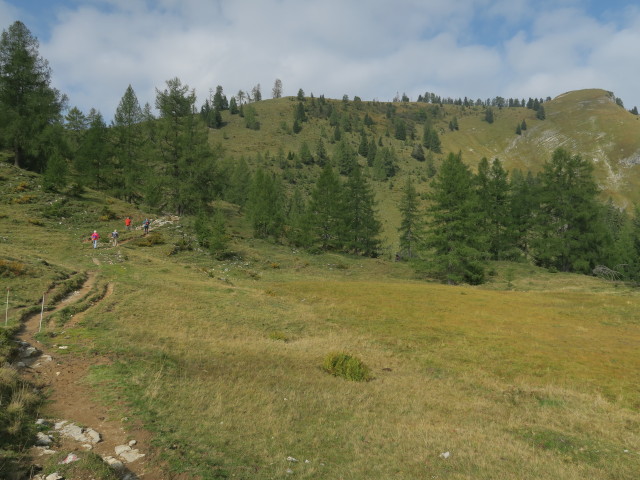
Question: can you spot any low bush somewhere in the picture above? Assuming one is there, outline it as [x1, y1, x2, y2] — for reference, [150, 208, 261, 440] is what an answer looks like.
[323, 351, 371, 381]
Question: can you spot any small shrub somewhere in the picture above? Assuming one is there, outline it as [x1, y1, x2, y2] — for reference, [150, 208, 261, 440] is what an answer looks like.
[14, 182, 29, 192]
[99, 205, 117, 221]
[11, 194, 36, 204]
[131, 232, 165, 247]
[323, 352, 371, 381]
[0, 259, 29, 277]
[269, 331, 291, 342]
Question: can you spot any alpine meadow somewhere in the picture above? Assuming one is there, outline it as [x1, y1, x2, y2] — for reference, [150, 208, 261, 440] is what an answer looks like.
[2, 19, 640, 480]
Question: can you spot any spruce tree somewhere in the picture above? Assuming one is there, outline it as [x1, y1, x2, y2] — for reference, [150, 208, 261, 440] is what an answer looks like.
[112, 85, 145, 203]
[307, 164, 345, 251]
[0, 21, 66, 170]
[532, 148, 608, 273]
[398, 177, 422, 259]
[423, 152, 486, 284]
[343, 164, 381, 256]
[247, 168, 285, 240]
[475, 158, 513, 259]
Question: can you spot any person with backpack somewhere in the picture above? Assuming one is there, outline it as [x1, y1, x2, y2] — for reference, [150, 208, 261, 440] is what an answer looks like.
[125, 216, 132, 231]
[143, 218, 150, 235]
[91, 230, 100, 249]
[111, 229, 119, 247]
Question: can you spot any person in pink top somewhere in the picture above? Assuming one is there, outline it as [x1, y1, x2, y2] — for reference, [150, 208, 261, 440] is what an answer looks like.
[91, 230, 100, 248]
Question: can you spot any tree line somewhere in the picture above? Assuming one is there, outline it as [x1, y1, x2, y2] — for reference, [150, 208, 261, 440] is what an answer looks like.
[399, 149, 640, 284]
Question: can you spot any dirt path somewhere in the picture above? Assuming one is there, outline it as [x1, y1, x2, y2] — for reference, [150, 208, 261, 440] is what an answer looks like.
[17, 265, 171, 479]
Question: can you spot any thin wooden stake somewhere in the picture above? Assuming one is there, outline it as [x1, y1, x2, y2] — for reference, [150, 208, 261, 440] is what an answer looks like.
[39, 293, 45, 333]
[4, 288, 8, 326]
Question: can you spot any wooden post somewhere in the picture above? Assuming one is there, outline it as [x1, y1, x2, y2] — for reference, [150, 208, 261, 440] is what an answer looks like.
[39, 293, 45, 333]
[4, 288, 8, 326]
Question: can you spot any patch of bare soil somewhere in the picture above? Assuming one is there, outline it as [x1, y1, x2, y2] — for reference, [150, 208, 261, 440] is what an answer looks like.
[17, 267, 174, 479]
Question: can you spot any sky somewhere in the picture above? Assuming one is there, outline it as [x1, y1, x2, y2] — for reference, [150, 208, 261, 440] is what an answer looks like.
[1, 0, 639, 121]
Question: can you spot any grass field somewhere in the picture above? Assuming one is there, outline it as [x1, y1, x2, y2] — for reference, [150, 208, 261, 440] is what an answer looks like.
[2, 88, 640, 478]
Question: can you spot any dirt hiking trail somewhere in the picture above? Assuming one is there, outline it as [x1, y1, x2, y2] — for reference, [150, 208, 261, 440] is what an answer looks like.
[17, 262, 175, 480]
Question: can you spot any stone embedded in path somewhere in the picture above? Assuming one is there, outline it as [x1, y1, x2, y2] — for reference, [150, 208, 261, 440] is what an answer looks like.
[54, 420, 102, 444]
[35, 432, 53, 446]
[115, 444, 146, 463]
[103, 455, 125, 471]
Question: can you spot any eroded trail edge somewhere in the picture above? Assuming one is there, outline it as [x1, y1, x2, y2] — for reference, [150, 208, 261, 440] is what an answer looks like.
[15, 266, 167, 480]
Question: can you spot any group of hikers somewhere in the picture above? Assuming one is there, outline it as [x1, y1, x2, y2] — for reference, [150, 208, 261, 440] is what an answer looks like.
[90, 216, 151, 248]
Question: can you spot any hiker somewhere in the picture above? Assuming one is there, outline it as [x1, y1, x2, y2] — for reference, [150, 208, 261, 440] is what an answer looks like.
[143, 218, 150, 235]
[91, 230, 100, 249]
[111, 229, 119, 247]
[125, 216, 132, 231]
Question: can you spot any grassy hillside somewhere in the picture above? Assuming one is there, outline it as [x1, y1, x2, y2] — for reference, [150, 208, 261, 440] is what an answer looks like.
[2, 160, 640, 479]
[206, 89, 640, 250]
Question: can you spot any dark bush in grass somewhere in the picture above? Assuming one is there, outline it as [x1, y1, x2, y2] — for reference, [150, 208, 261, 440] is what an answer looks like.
[323, 352, 371, 381]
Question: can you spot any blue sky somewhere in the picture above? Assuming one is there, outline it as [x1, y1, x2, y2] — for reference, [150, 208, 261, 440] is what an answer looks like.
[1, 0, 639, 120]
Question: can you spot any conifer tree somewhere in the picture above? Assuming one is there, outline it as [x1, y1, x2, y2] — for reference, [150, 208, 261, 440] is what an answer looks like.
[76, 109, 110, 189]
[155, 77, 215, 215]
[475, 158, 513, 259]
[343, 164, 381, 256]
[334, 138, 356, 175]
[532, 148, 608, 273]
[0, 21, 66, 170]
[307, 164, 345, 251]
[247, 168, 285, 239]
[112, 85, 144, 203]
[398, 177, 422, 259]
[423, 152, 486, 284]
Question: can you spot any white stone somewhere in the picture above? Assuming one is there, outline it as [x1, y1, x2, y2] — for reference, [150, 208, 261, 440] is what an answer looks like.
[103, 455, 125, 471]
[119, 448, 145, 463]
[287, 456, 298, 463]
[128, 439, 137, 446]
[35, 432, 53, 446]
[45, 474, 63, 480]
[440, 451, 451, 459]
[85, 428, 101, 443]
[114, 444, 131, 456]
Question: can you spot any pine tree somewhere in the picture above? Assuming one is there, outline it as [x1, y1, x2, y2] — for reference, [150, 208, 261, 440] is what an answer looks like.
[307, 164, 345, 251]
[475, 158, 513, 259]
[0, 21, 66, 170]
[76, 109, 110, 189]
[155, 77, 214, 215]
[398, 177, 422, 259]
[532, 148, 608, 273]
[112, 85, 144, 203]
[334, 138, 357, 175]
[343, 164, 381, 256]
[247, 168, 285, 239]
[423, 152, 486, 284]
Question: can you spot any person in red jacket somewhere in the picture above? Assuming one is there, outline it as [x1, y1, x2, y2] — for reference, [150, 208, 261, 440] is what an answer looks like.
[125, 216, 132, 231]
[91, 230, 100, 249]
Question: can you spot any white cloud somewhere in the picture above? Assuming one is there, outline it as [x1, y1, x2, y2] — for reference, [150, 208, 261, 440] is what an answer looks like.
[3, 0, 640, 118]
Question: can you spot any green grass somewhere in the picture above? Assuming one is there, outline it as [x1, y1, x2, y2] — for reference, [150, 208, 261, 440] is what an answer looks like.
[2, 90, 640, 478]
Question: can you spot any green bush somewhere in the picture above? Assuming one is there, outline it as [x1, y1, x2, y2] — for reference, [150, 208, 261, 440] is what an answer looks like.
[323, 352, 371, 381]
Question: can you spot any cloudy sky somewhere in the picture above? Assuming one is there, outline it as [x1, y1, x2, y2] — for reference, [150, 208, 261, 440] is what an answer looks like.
[1, 0, 639, 120]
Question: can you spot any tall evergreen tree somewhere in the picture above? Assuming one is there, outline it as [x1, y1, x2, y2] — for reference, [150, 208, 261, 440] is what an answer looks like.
[398, 177, 423, 259]
[155, 77, 215, 215]
[112, 84, 145, 203]
[334, 138, 357, 175]
[532, 148, 608, 273]
[343, 164, 381, 256]
[475, 158, 513, 259]
[247, 168, 285, 240]
[76, 109, 110, 189]
[0, 21, 66, 170]
[423, 152, 486, 284]
[307, 164, 345, 251]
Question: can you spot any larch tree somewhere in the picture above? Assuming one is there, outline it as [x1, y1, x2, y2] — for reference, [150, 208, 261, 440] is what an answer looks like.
[112, 84, 145, 203]
[423, 152, 486, 284]
[0, 21, 66, 170]
[398, 177, 423, 259]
